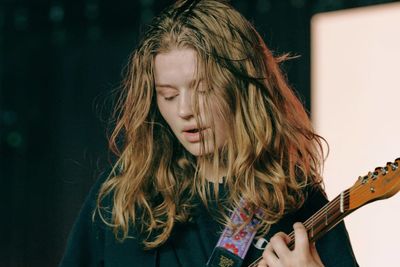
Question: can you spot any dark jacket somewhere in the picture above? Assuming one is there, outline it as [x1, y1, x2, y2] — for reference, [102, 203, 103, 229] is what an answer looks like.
[59, 174, 358, 267]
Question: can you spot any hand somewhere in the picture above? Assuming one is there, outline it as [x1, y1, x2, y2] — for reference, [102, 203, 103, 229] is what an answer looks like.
[257, 222, 324, 267]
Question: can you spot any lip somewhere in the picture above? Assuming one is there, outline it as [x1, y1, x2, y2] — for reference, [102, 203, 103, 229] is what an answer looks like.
[182, 127, 209, 143]
[182, 125, 200, 132]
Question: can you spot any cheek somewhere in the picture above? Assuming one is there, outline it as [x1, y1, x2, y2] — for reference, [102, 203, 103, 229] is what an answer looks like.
[156, 98, 169, 121]
[208, 103, 228, 134]
[156, 99, 178, 133]
[156, 96, 163, 112]
[216, 121, 228, 143]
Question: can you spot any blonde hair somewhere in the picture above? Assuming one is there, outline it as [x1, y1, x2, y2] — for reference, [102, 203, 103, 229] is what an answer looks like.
[96, 0, 325, 249]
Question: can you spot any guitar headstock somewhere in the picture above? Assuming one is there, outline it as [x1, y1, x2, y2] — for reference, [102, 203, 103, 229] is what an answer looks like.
[348, 158, 400, 211]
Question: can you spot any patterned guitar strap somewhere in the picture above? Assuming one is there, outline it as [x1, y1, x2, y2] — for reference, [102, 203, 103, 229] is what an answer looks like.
[206, 200, 263, 267]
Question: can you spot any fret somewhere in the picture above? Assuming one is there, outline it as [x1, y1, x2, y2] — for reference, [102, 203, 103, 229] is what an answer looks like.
[283, 194, 347, 251]
[340, 191, 344, 213]
[310, 216, 314, 238]
[324, 205, 328, 226]
[284, 193, 350, 250]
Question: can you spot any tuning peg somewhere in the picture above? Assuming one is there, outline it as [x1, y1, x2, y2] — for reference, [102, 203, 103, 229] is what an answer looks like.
[390, 162, 398, 171]
[382, 166, 388, 175]
[361, 175, 369, 184]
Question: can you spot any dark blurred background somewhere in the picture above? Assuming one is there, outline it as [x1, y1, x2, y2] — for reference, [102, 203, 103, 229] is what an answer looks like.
[0, 0, 397, 266]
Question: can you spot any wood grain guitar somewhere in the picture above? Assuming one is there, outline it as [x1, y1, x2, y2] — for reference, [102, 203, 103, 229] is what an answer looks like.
[247, 158, 400, 267]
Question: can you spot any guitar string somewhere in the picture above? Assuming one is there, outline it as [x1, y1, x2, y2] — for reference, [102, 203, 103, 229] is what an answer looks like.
[297, 163, 399, 233]
[302, 181, 370, 231]
[303, 194, 344, 230]
[303, 170, 400, 231]
[247, 188, 352, 267]
[246, 179, 381, 267]
[288, 172, 400, 245]
[249, 170, 400, 267]
[247, 168, 400, 267]
[302, 168, 400, 229]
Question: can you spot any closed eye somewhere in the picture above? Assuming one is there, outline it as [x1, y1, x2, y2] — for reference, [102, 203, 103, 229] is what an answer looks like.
[155, 89, 178, 101]
[164, 95, 176, 101]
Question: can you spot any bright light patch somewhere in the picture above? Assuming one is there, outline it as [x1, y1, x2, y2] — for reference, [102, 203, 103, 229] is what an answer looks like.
[311, 3, 400, 267]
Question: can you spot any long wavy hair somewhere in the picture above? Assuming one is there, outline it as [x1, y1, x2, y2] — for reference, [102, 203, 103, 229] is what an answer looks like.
[96, 0, 325, 249]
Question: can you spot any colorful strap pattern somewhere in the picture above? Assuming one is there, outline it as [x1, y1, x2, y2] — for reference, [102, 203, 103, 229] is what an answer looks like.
[215, 202, 261, 259]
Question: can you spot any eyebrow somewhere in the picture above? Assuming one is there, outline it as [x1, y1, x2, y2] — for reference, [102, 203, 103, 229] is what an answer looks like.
[155, 79, 202, 89]
[154, 83, 176, 88]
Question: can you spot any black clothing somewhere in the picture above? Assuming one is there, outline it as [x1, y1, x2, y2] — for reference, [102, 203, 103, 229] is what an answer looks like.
[60, 174, 358, 267]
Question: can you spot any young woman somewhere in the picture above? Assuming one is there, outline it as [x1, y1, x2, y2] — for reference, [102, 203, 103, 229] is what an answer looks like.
[60, 0, 358, 266]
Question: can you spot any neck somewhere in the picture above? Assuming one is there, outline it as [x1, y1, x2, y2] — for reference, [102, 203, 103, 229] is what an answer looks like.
[201, 160, 227, 184]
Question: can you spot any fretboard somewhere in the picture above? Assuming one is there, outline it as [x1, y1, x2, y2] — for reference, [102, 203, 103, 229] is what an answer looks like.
[247, 190, 352, 267]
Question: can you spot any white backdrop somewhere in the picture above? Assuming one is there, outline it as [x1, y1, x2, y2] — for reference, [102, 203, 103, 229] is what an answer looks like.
[311, 3, 400, 267]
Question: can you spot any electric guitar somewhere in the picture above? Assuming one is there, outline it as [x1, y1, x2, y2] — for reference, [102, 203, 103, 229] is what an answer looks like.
[247, 158, 400, 267]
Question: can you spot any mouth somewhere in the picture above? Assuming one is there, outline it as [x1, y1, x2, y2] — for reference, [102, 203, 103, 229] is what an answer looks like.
[182, 127, 209, 143]
[185, 128, 206, 133]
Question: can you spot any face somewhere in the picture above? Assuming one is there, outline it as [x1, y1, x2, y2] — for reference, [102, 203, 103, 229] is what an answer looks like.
[154, 48, 228, 156]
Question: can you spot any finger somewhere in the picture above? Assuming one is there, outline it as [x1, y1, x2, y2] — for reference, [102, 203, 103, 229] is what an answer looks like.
[293, 222, 310, 254]
[268, 232, 291, 259]
[262, 242, 279, 266]
[310, 242, 324, 266]
[256, 258, 268, 267]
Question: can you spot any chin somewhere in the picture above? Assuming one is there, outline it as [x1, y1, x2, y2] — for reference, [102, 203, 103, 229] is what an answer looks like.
[183, 143, 215, 157]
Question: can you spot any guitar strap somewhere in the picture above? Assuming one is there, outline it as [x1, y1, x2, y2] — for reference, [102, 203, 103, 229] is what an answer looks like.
[206, 200, 262, 267]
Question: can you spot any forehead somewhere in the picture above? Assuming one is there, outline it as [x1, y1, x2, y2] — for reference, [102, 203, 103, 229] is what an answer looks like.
[154, 48, 198, 84]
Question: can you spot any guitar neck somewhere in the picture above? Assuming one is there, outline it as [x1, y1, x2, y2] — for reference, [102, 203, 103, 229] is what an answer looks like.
[247, 189, 353, 267]
[246, 158, 400, 267]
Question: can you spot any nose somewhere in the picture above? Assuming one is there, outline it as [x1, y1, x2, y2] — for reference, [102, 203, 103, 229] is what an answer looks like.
[178, 89, 193, 119]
